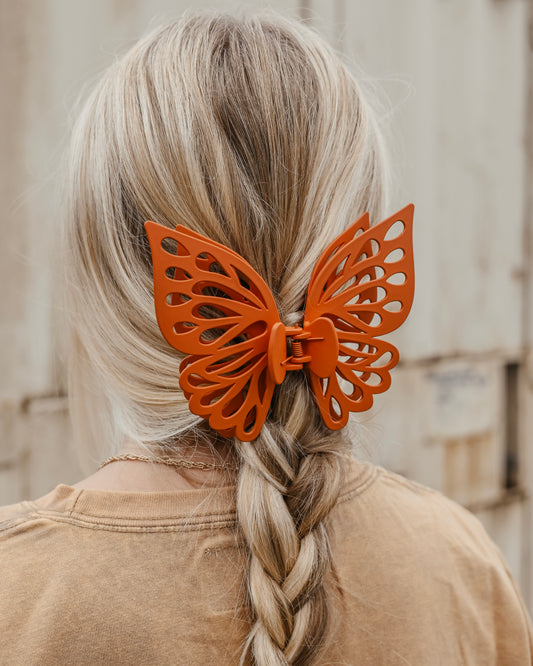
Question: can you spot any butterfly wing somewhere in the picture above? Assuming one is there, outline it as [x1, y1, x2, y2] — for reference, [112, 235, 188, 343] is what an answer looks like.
[145, 221, 281, 440]
[304, 204, 415, 428]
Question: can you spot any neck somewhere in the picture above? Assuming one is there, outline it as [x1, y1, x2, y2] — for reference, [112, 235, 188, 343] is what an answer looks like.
[72, 440, 239, 492]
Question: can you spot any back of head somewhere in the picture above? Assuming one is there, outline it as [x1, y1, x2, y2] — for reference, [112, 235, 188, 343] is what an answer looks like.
[64, 10, 388, 664]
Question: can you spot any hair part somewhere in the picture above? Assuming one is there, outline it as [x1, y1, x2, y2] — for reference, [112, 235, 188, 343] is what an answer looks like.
[63, 10, 389, 664]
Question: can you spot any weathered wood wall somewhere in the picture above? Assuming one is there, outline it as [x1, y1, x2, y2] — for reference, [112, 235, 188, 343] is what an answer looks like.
[1, 0, 531, 608]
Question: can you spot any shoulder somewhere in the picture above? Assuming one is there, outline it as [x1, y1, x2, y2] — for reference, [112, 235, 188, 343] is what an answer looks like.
[374, 464, 503, 559]
[0, 499, 35, 532]
[329, 458, 533, 662]
[335, 457, 532, 623]
[0, 484, 71, 538]
[338, 457, 499, 559]
[333, 457, 530, 609]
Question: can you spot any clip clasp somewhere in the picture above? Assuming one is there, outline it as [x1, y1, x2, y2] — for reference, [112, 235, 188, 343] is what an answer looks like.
[267, 318, 338, 385]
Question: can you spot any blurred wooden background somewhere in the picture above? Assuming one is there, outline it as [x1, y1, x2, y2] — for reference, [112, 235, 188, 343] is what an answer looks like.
[1, 0, 532, 611]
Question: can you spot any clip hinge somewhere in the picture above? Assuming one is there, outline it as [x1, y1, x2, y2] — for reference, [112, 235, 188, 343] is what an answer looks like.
[282, 327, 312, 369]
[267, 320, 335, 384]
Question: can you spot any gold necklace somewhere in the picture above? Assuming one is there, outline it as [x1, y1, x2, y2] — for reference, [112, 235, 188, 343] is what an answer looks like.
[98, 453, 238, 472]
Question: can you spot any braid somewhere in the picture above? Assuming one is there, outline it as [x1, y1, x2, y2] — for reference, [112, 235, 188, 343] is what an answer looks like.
[234, 374, 349, 665]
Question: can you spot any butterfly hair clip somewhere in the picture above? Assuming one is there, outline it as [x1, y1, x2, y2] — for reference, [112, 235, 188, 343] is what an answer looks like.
[145, 204, 415, 442]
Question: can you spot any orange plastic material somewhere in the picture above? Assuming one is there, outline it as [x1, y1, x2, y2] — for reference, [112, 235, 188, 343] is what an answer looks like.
[144, 203, 415, 441]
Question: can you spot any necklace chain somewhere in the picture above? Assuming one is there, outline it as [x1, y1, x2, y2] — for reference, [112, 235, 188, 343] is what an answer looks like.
[98, 453, 238, 472]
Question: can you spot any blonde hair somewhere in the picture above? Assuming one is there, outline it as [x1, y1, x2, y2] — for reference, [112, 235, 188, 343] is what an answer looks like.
[64, 10, 389, 664]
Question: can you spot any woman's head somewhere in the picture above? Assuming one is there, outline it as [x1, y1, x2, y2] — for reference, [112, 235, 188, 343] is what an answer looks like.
[65, 10, 388, 452]
[64, 10, 388, 663]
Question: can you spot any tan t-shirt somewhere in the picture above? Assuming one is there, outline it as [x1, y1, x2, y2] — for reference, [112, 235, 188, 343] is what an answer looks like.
[0, 458, 531, 665]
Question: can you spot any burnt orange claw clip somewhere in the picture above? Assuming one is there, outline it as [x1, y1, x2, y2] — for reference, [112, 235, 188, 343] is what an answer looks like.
[145, 204, 415, 441]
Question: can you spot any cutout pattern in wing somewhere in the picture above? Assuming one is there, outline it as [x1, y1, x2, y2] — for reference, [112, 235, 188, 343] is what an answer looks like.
[145, 221, 281, 440]
[303, 204, 415, 427]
